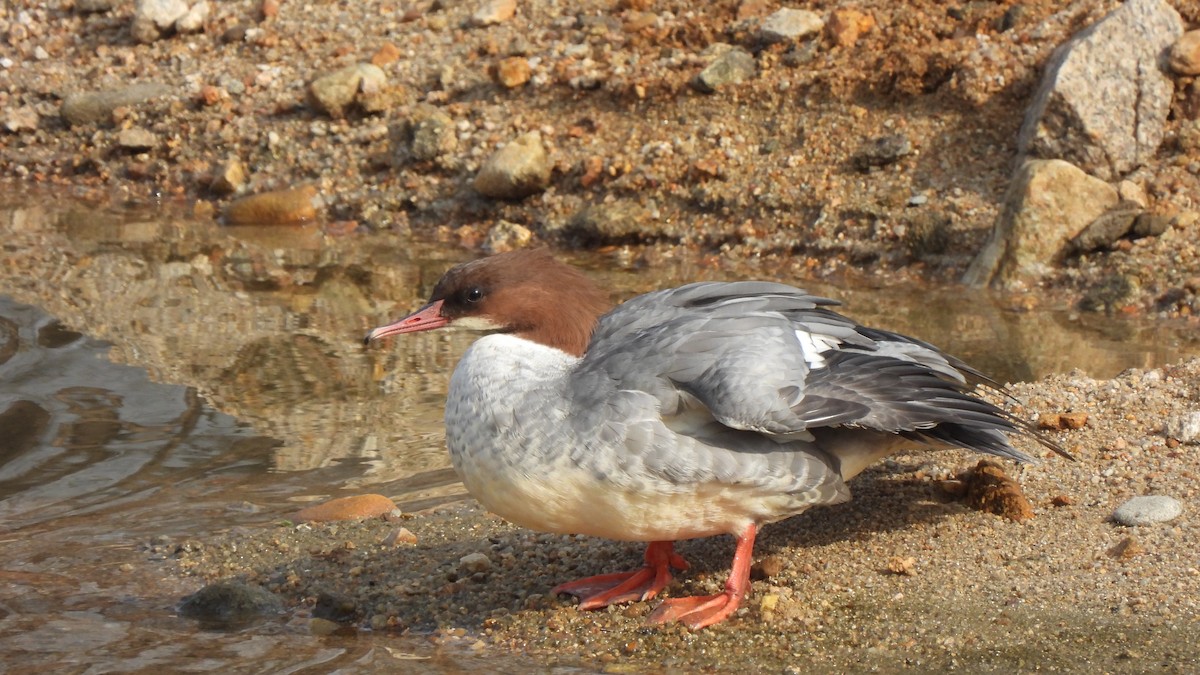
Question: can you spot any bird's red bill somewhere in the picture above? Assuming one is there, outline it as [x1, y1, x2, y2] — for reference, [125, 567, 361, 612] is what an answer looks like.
[365, 300, 448, 343]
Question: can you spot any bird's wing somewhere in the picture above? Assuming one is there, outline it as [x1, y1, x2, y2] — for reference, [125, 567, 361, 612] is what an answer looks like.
[578, 282, 1058, 463]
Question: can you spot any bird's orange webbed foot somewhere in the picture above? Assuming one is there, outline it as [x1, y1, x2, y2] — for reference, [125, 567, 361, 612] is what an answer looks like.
[552, 540, 688, 610]
[647, 523, 757, 630]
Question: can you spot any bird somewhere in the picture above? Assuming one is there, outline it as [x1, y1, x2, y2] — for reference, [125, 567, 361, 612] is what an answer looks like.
[364, 248, 1069, 630]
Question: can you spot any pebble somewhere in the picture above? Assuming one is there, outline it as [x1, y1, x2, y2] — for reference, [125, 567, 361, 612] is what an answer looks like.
[178, 580, 284, 627]
[474, 131, 551, 200]
[470, 0, 516, 27]
[459, 552, 492, 574]
[117, 127, 158, 151]
[1170, 30, 1200, 75]
[175, 0, 210, 33]
[1112, 495, 1183, 526]
[60, 83, 171, 126]
[76, 0, 120, 12]
[3, 106, 39, 133]
[959, 460, 1034, 522]
[1164, 411, 1200, 443]
[495, 56, 532, 88]
[294, 493, 397, 522]
[482, 220, 532, 254]
[225, 185, 321, 225]
[758, 8, 823, 44]
[406, 105, 457, 163]
[692, 46, 756, 93]
[1038, 411, 1089, 431]
[131, 0, 190, 43]
[826, 8, 874, 47]
[208, 157, 247, 195]
[853, 133, 913, 170]
[309, 63, 389, 118]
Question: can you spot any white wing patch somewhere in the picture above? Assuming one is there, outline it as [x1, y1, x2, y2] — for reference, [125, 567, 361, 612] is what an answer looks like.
[795, 329, 840, 368]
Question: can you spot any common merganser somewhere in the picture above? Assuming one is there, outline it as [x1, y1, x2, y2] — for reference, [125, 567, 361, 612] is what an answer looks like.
[365, 249, 1068, 630]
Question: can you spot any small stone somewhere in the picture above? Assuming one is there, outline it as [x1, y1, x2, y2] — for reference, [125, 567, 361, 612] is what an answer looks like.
[1068, 201, 1142, 254]
[371, 42, 401, 67]
[481, 220, 533, 254]
[3, 106, 39, 133]
[1169, 30, 1200, 75]
[1037, 411, 1089, 431]
[60, 83, 171, 127]
[382, 527, 418, 546]
[474, 131, 551, 200]
[209, 158, 247, 195]
[750, 554, 784, 580]
[759, 593, 780, 614]
[1112, 495, 1182, 526]
[131, 0, 190, 43]
[853, 133, 913, 170]
[1051, 495, 1075, 507]
[117, 127, 158, 151]
[692, 47, 756, 93]
[1107, 536, 1145, 560]
[225, 185, 321, 225]
[77, 0, 120, 12]
[886, 556, 917, 576]
[470, 0, 516, 27]
[495, 56, 532, 88]
[758, 8, 824, 44]
[175, 0, 210, 33]
[406, 105, 458, 163]
[1164, 411, 1200, 443]
[179, 581, 283, 628]
[260, 0, 279, 19]
[294, 493, 397, 522]
[459, 552, 492, 574]
[826, 8, 874, 47]
[959, 460, 1035, 522]
[1131, 212, 1171, 238]
[309, 63, 390, 118]
[313, 591, 359, 623]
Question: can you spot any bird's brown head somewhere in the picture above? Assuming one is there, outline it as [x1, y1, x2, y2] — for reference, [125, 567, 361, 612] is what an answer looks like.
[364, 249, 612, 357]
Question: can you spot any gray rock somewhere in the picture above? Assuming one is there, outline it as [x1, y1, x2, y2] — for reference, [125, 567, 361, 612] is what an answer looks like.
[853, 133, 913, 170]
[1067, 201, 1142, 254]
[1131, 212, 1171, 238]
[60, 83, 171, 126]
[131, 0, 190, 43]
[179, 580, 284, 628]
[1164, 411, 1200, 444]
[759, 8, 824, 44]
[692, 47, 756, 93]
[309, 63, 389, 118]
[473, 131, 550, 200]
[407, 105, 457, 163]
[76, 0, 119, 12]
[117, 127, 158, 151]
[312, 590, 358, 623]
[1017, 0, 1183, 180]
[564, 200, 657, 245]
[459, 552, 492, 574]
[964, 159, 1118, 288]
[1112, 495, 1183, 526]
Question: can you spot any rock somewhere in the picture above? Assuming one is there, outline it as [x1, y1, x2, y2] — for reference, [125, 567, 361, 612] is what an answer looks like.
[692, 46, 756, 93]
[76, 0, 120, 12]
[1067, 201, 1143, 254]
[470, 0, 516, 27]
[293, 493, 397, 522]
[481, 220, 532, 254]
[1016, 0, 1183, 180]
[826, 8, 874, 48]
[886, 556, 917, 576]
[1169, 30, 1200, 75]
[179, 580, 284, 628]
[473, 131, 551, 200]
[1164, 411, 1200, 443]
[3, 105, 38, 133]
[60, 83, 171, 126]
[964, 160, 1119, 288]
[1037, 412, 1089, 431]
[405, 105, 458, 164]
[459, 552, 492, 574]
[495, 56, 532, 88]
[313, 591, 359, 623]
[1112, 495, 1183, 526]
[959, 460, 1034, 522]
[1079, 273, 1141, 312]
[563, 200, 657, 245]
[371, 42, 401, 67]
[750, 554, 784, 580]
[758, 8, 823, 44]
[309, 63, 389, 118]
[1131, 212, 1170, 238]
[209, 158, 247, 195]
[131, 0, 189, 43]
[117, 127, 158, 151]
[175, 0, 210, 33]
[382, 527, 418, 546]
[852, 133, 913, 170]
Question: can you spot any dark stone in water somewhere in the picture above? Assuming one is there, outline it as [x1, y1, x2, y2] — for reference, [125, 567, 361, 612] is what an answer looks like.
[313, 590, 360, 623]
[179, 580, 284, 629]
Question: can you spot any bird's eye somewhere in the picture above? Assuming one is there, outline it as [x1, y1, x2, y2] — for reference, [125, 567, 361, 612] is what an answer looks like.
[465, 287, 484, 303]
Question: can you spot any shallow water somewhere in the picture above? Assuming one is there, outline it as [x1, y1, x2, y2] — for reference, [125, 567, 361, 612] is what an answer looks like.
[0, 194, 1196, 672]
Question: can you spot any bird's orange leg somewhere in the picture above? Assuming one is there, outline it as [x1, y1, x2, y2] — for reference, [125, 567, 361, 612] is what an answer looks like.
[647, 523, 757, 630]
[552, 540, 688, 610]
